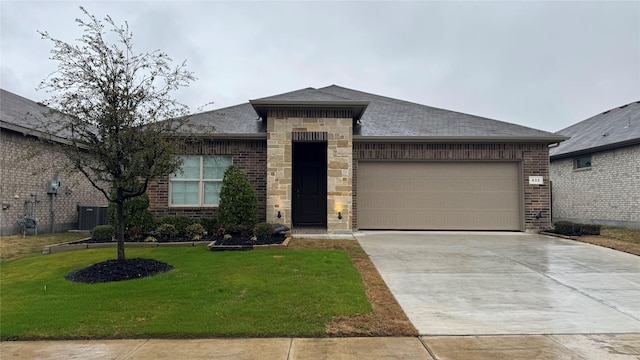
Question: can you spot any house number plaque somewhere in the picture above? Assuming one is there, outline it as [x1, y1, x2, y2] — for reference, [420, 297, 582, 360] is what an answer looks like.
[529, 176, 544, 185]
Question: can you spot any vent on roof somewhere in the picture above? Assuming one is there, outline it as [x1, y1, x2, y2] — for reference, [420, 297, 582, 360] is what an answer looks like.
[602, 132, 609, 137]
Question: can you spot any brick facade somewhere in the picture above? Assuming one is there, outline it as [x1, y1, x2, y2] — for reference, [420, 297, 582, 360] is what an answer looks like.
[550, 144, 640, 228]
[353, 142, 552, 232]
[0, 129, 107, 235]
[147, 140, 553, 232]
[147, 139, 268, 220]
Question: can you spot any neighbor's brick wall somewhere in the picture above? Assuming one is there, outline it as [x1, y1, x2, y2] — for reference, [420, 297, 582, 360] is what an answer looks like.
[147, 139, 267, 221]
[550, 144, 640, 227]
[0, 129, 107, 235]
[353, 142, 552, 232]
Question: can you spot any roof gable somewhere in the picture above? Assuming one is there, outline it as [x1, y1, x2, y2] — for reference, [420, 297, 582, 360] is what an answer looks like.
[550, 101, 640, 158]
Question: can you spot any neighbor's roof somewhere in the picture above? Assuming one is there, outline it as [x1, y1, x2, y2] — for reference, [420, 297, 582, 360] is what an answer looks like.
[550, 100, 640, 159]
[185, 85, 566, 142]
[0, 88, 71, 142]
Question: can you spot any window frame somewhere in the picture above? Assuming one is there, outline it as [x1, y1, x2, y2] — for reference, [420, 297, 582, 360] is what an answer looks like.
[168, 155, 232, 207]
[574, 155, 592, 170]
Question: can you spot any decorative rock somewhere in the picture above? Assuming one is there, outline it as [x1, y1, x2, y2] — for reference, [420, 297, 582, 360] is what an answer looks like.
[272, 223, 290, 236]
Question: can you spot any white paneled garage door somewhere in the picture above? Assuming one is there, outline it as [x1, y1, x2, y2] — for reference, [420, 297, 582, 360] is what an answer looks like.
[357, 161, 522, 230]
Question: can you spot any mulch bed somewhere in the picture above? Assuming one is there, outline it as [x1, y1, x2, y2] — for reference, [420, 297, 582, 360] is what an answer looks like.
[65, 258, 173, 284]
[72, 234, 287, 246]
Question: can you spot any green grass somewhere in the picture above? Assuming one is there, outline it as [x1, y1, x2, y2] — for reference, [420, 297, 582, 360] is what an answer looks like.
[0, 247, 370, 339]
[602, 227, 640, 245]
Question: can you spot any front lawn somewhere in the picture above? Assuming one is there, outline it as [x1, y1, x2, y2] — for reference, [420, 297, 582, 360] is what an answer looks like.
[0, 247, 370, 339]
[0, 232, 89, 260]
[602, 227, 640, 245]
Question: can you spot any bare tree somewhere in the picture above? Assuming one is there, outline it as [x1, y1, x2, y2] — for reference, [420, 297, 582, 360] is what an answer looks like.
[38, 7, 196, 261]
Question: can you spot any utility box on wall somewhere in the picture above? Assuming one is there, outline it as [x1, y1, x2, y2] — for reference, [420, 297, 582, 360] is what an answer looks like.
[77, 206, 108, 230]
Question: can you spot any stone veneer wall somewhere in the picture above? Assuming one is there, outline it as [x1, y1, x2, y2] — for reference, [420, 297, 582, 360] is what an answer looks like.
[266, 109, 352, 232]
[550, 144, 640, 229]
[147, 139, 267, 220]
[353, 142, 552, 232]
[0, 129, 107, 235]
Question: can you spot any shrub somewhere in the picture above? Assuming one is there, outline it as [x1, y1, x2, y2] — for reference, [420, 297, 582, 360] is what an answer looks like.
[553, 221, 601, 236]
[199, 217, 218, 235]
[156, 223, 178, 238]
[254, 222, 273, 238]
[578, 223, 601, 236]
[217, 166, 258, 231]
[186, 223, 206, 240]
[92, 225, 115, 241]
[156, 216, 194, 237]
[107, 192, 155, 238]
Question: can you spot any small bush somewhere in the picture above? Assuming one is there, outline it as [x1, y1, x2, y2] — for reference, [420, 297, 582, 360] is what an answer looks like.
[186, 223, 206, 240]
[92, 225, 115, 241]
[156, 216, 194, 237]
[553, 221, 601, 236]
[254, 222, 273, 238]
[214, 226, 227, 237]
[156, 223, 178, 238]
[199, 217, 218, 235]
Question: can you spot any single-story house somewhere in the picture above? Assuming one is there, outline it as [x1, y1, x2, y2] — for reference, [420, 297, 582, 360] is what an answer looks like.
[0, 89, 107, 236]
[550, 101, 640, 229]
[148, 85, 566, 233]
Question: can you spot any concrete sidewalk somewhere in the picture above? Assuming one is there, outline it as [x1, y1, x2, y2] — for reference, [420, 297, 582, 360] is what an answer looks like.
[2, 334, 640, 359]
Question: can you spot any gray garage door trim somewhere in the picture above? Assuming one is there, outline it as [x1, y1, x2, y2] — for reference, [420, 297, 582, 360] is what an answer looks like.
[357, 161, 523, 230]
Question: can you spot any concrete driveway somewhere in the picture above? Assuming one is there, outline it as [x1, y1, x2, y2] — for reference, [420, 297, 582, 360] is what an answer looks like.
[355, 231, 640, 335]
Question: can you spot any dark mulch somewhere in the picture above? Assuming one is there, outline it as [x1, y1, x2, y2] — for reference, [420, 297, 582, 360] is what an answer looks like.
[213, 234, 286, 246]
[65, 258, 173, 284]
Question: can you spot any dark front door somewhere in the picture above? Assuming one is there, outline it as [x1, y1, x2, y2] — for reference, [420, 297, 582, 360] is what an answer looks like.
[293, 142, 327, 227]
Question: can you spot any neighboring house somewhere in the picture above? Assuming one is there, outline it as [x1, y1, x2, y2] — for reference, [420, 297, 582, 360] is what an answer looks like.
[148, 85, 566, 233]
[550, 101, 640, 229]
[0, 89, 107, 236]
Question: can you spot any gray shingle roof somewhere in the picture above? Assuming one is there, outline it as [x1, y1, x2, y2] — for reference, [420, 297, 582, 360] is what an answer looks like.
[549, 100, 640, 159]
[1, 89, 56, 135]
[255, 87, 352, 102]
[319, 85, 560, 139]
[186, 85, 564, 142]
[1, 89, 86, 143]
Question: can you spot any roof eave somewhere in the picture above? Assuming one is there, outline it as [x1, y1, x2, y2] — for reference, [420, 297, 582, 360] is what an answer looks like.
[0, 120, 74, 146]
[550, 138, 640, 160]
[353, 135, 570, 143]
[170, 132, 267, 140]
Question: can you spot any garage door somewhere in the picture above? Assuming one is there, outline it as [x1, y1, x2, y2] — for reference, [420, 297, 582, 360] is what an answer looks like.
[357, 162, 522, 230]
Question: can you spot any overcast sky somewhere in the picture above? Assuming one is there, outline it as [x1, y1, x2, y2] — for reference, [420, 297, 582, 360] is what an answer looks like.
[1, 1, 638, 132]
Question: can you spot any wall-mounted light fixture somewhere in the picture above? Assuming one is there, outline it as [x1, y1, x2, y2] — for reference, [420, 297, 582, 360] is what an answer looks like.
[338, 212, 342, 220]
[277, 211, 282, 219]
[1, 203, 10, 210]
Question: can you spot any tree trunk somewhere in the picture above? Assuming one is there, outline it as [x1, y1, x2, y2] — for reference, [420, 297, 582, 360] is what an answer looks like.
[116, 187, 126, 261]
